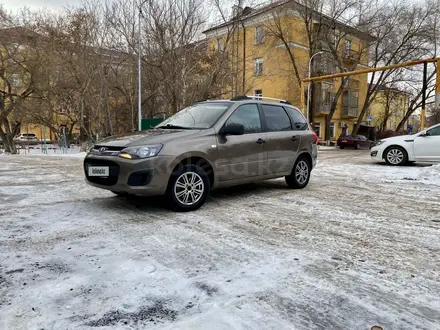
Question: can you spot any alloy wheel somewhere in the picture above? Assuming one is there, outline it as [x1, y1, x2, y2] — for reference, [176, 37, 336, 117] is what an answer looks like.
[174, 172, 204, 206]
[295, 160, 309, 185]
[387, 149, 404, 165]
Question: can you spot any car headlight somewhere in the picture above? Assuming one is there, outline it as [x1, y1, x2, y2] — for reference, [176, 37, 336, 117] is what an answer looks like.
[374, 140, 386, 146]
[119, 145, 162, 159]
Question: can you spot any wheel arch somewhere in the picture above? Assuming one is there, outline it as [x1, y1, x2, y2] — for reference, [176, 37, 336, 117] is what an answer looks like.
[168, 153, 215, 188]
[296, 151, 313, 169]
[382, 144, 409, 161]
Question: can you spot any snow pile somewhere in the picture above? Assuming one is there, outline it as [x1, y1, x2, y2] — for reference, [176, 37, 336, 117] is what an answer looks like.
[417, 164, 440, 185]
[379, 164, 440, 186]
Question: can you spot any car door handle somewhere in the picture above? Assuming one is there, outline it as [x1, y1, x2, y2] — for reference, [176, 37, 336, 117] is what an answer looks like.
[256, 138, 266, 145]
[291, 136, 299, 141]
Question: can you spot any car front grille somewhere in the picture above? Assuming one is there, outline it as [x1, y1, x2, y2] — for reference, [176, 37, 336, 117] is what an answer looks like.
[84, 159, 120, 186]
[91, 146, 125, 157]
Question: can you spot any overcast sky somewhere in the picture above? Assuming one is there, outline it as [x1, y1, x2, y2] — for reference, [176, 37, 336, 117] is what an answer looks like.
[1, 0, 82, 12]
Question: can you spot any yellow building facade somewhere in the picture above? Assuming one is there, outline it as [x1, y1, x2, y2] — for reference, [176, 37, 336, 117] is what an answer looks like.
[204, 1, 373, 141]
[368, 86, 410, 132]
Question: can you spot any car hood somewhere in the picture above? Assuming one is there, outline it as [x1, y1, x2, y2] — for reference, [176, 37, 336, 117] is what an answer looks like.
[381, 135, 413, 143]
[95, 129, 201, 147]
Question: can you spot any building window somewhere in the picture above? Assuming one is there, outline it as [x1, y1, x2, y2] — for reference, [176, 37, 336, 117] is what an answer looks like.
[255, 25, 264, 44]
[321, 82, 333, 103]
[334, 32, 339, 47]
[330, 123, 335, 138]
[254, 58, 263, 76]
[313, 122, 321, 138]
[254, 89, 262, 99]
[344, 39, 352, 51]
[217, 38, 224, 52]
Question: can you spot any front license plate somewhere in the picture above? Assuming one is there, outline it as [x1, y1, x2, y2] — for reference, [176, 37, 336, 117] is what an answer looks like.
[88, 166, 109, 177]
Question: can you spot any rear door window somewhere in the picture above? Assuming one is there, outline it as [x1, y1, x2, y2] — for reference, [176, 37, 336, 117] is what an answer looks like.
[261, 104, 292, 132]
[284, 107, 308, 131]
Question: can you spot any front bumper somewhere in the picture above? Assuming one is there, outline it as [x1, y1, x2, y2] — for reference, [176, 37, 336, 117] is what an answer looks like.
[370, 146, 385, 161]
[84, 154, 175, 196]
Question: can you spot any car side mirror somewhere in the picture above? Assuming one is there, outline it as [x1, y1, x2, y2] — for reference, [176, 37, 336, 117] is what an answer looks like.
[419, 132, 428, 137]
[220, 123, 245, 136]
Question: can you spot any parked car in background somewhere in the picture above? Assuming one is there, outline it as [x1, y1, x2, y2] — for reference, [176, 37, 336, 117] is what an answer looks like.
[14, 133, 39, 145]
[84, 96, 318, 211]
[337, 134, 374, 149]
[371, 123, 440, 165]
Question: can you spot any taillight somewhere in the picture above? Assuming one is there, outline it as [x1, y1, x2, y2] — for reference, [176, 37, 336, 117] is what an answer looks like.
[312, 131, 319, 144]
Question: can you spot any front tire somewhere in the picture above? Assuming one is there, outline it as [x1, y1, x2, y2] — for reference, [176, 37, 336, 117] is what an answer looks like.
[166, 164, 210, 212]
[384, 146, 408, 166]
[285, 156, 311, 189]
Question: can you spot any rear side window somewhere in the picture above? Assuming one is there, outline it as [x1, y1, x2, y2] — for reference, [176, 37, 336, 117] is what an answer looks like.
[225, 104, 261, 134]
[261, 104, 291, 132]
[284, 107, 308, 131]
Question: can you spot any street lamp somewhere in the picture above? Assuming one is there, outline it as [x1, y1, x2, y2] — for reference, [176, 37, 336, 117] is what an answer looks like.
[306, 51, 324, 124]
[138, 0, 150, 131]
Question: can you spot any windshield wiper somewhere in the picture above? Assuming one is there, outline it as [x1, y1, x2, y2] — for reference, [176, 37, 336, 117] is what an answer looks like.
[156, 124, 192, 130]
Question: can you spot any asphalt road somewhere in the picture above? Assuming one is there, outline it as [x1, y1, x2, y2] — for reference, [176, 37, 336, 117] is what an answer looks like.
[1, 150, 439, 330]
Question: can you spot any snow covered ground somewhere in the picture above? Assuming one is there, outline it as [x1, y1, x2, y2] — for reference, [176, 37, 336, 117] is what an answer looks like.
[1, 150, 439, 330]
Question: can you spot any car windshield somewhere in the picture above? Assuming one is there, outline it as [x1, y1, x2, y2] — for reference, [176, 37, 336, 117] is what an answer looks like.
[156, 102, 231, 129]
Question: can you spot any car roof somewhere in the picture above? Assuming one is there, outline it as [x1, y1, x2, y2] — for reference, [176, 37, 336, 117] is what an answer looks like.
[197, 96, 298, 109]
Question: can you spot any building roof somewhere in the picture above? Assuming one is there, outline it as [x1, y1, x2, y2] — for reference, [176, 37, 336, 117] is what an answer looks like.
[203, 0, 375, 41]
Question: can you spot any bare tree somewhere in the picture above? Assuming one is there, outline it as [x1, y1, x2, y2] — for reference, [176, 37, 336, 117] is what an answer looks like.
[266, 0, 360, 141]
[352, 0, 438, 134]
[0, 14, 47, 153]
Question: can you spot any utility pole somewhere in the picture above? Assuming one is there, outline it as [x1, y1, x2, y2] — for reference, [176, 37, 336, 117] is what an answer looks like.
[138, 0, 150, 131]
[436, 59, 440, 118]
[306, 52, 323, 124]
[421, 62, 427, 130]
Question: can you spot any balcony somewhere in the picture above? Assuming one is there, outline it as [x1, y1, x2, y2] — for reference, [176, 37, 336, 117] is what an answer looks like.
[343, 78, 360, 90]
[312, 57, 336, 77]
[342, 106, 358, 117]
[342, 92, 358, 118]
[313, 102, 331, 115]
[342, 48, 360, 65]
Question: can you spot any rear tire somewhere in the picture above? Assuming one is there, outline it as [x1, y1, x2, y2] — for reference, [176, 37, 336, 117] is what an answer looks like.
[355, 143, 361, 150]
[166, 164, 210, 212]
[384, 146, 408, 166]
[340, 146, 344, 149]
[285, 156, 311, 189]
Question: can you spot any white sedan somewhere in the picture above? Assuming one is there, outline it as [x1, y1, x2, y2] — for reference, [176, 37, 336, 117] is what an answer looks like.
[371, 123, 440, 165]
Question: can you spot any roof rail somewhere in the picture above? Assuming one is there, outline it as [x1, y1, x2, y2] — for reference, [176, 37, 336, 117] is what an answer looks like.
[245, 95, 288, 102]
[231, 95, 293, 105]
